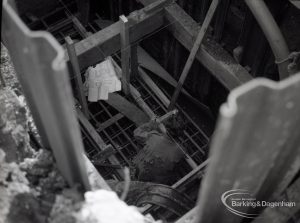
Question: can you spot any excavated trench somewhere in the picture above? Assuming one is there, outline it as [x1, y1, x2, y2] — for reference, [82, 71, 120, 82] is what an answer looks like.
[11, 1, 214, 220]
[6, 0, 300, 221]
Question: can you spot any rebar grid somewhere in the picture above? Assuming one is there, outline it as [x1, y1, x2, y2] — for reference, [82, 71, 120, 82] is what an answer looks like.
[25, 1, 209, 181]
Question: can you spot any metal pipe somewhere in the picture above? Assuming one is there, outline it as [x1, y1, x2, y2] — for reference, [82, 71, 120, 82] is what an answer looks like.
[245, 0, 290, 79]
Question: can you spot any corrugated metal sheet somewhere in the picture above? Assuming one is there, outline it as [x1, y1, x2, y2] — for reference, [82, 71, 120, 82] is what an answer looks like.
[2, 0, 90, 191]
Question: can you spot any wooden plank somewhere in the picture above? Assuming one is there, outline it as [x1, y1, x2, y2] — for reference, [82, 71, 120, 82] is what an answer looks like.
[71, 16, 90, 38]
[77, 108, 107, 149]
[164, 4, 253, 90]
[106, 93, 150, 126]
[139, 67, 170, 107]
[96, 113, 124, 131]
[111, 58, 156, 119]
[168, 0, 219, 111]
[138, 47, 211, 112]
[120, 15, 131, 95]
[130, 85, 157, 119]
[65, 36, 89, 117]
[68, 0, 170, 70]
[172, 159, 209, 189]
[138, 47, 192, 98]
[137, 62, 212, 139]
[138, 66, 213, 133]
[139, 0, 253, 90]
[76, 108, 124, 179]
[90, 145, 117, 163]
[70, 14, 140, 126]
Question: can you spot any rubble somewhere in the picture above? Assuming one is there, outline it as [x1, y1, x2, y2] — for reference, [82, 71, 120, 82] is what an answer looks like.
[1, 45, 160, 223]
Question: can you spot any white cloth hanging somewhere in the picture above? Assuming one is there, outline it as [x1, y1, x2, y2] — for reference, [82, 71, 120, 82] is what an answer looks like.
[85, 57, 121, 101]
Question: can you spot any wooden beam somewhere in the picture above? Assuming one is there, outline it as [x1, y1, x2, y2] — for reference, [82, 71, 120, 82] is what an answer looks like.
[111, 58, 156, 120]
[74, 9, 155, 125]
[68, 0, 170, 70]
[69, 15, 147, 129]
[106, 93, 150, 126]
[96, 113, 124, 132]
[129, 85, 156, 119]
[139, 0, 253, 90]
[65, 36, 89, 117]
[76, 108, 124, 179]
[138, 47, 211, 114]
[69, 14, 145, 123]
[138, 66, 210, 141]
[89, 146, 117, 163]
[71, 16, 90, 38]
[120, 15, 131, 95]
[172, 159, 209, 189]
[77, 108, 107, 149]
[139, 67, 170, 107]
[138, 47, 194, 100]
[164, 4, 253, 90]
[168, 0, 219, 111]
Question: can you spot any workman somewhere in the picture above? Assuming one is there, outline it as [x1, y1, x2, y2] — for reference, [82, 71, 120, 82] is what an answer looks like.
[132, 117, 185, 185]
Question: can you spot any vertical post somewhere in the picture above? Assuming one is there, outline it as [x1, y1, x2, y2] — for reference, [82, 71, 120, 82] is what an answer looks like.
[168, 0, 219, 111]
[71, 16, 90, 38]
[120, 15, 131, 95]
[65, 36, 89, 118]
